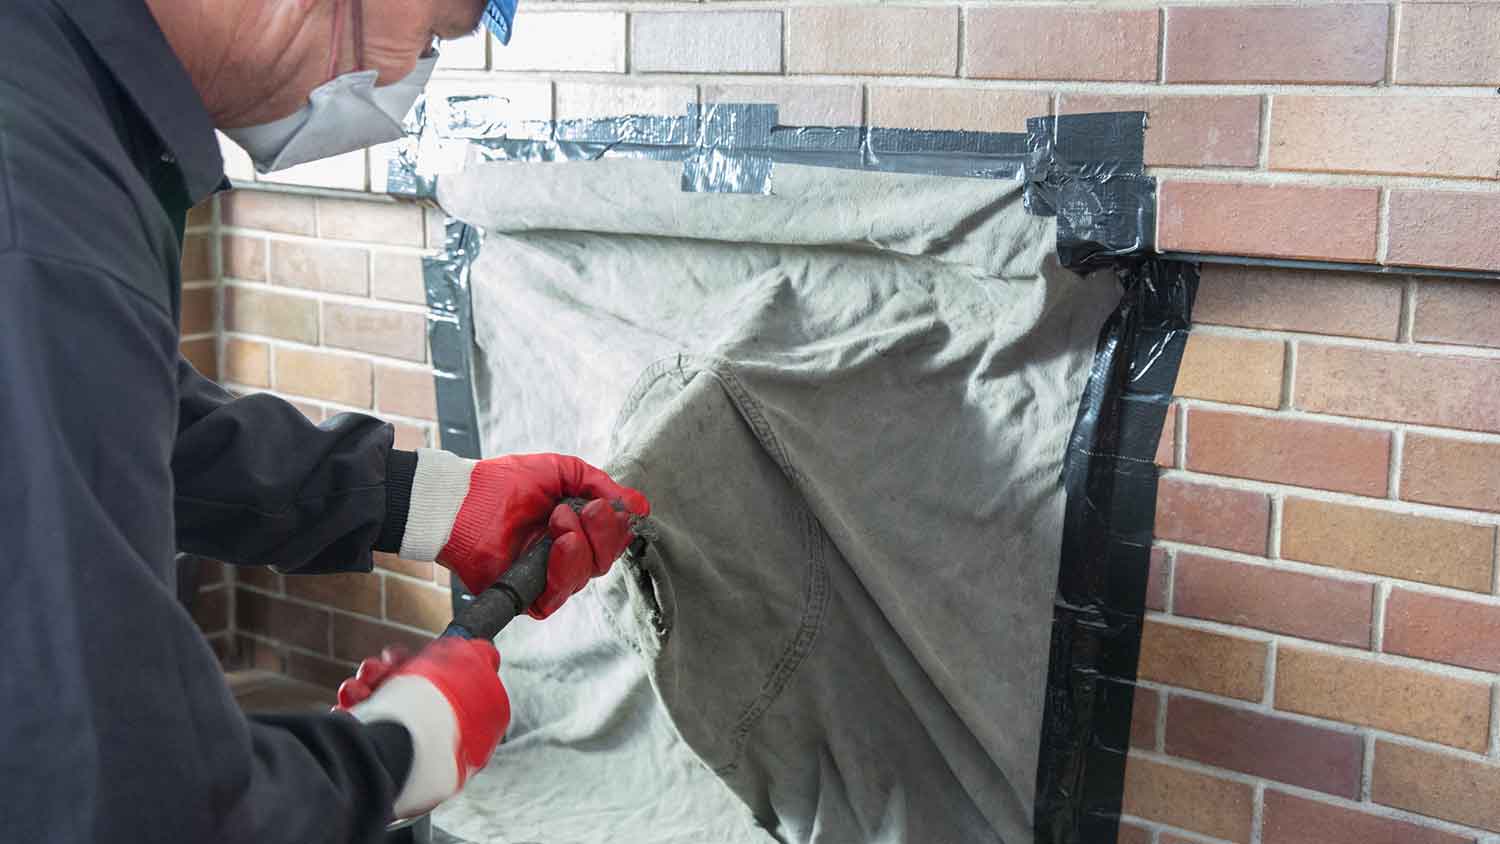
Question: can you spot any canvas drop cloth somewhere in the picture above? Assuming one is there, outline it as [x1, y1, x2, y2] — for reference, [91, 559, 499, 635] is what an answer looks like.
[429, 159, 1122, 844]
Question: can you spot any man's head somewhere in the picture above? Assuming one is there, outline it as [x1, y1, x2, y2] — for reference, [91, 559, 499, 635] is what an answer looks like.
[147, 0, 487, 129]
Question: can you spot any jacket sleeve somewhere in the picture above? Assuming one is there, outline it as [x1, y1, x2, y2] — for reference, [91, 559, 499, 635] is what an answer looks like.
[173, 357, 417, 572]
[0, 252, 410, 843]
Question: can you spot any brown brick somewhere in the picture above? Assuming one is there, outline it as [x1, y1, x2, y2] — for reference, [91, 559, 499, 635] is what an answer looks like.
[1193, 265, 1403, 341]
[284, 651, 356, 694]
[1116, 821, 1151, 844]
[181, 234, 213, 281]
[1156, 405, 1177, 468]
[1155, 477, 1271, 556]
[223, 339, 270, 388]
[195, 559, 227, 588]
[274, 348, 372, 407]
[631, 11, 781, 74]
[322, 304, 426, 363]
[224, 286, 318, 344]
[190, 587, 230, 634]
[180, 287, 216, 336]
[1402, 434, 1500, 513]
[965, 8, 1158, 82]
[386, 578, 452, 634]
[1388, 191, 1500, 273]
[1146, 546, 1170, 612]
[1174, 333, 1285, 409]
[221, 190, 316, 235]
[222, 234, 266, 281]
[1271, 97, 1500, 180]
[868, 87, 1048, 132]
[180, 338, 217, 378]
[1276, 648, 1491, 751]
[1262, 789, 1474, 844]
[787, 6, 958, 76]
[237, 566, 281, 592]
[284, 572, 382, 618]
[1122, 755, 1254, 843]
[555, 82, 697, 121]
[235, 589, 330, 654]
[1166, 695, 1363, 796]
[1158, 182, 1380, 263]
[433, 567, 451, 587]
[1385, 589, 1500, 674]
[1175, 553, 1374, 647]
[235, 634, 286, 673]
[316, 197, 425, 247]
[1397, 4, 1500, 85]
[1297, 344, 1500, 433]
[702, 83, 862, 127]
[269, 240, 368, 296]
[424, 208, 446, 251]
[374, 365, 437, 420]
[1131, 687, 1159, 749]
[332, 614, 433, 662]
[370, 252, 427, 305]
[1138, 620, 1267, 701]
[1186, 409, 1391, 496]
[1282, 497, 1494, 591]
[1059, 94, 1261, 168]
[186, 200, 214, 229]
[1373, 741, 1500, 832]
[391, 422, 429, 450]
[1165, 5, 1389, 84]
[374, 551, 434, 580]
[1415, 279, 1500, 349]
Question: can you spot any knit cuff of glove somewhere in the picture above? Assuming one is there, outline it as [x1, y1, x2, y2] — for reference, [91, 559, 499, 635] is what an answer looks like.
[397, 448, 478, 562]
[349, 676, 462, 819]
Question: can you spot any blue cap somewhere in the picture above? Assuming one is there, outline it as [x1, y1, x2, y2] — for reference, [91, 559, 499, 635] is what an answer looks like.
[482, 0, 518, 45]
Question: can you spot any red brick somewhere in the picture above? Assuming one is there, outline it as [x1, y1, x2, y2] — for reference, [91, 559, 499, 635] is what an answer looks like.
[1281, 497, 1494, 591]
[221, 190, 316, 235]
[1158, 182, 1379, 263]
[180, 338, 217, 378]
[1185, 409, 1391, 496]
[223, 339, 270, 388]
[1059, 94, 1261, 168]
[180, 287, 216, 336]
[316, 197, 425, 247]
[186, 200, 214, 229]
[1271, 97, 1500, 180]
[1156, 405, 1176, 468]
[555, 82, 697, 121]
[1402, 433, 1500, 513]
[269, 240, 368, 296]
[1193, 265, 1403, 341]
[868, 87, 1048, 132]
[222, 234, 266, 281]
[274, 348, 372, 408]
[181, 234, 213, 281]
[1174, 553, 1373, 647]
[1122, 756, 1255, 843]
[237, 566, 281, 592]
[964, 8, 1158, 82]
[370, 252, 426, 305]
[235, 634, 286, 673]
[1415, 279, 1500, 349]
[391, 422, 429, 450]
[374, 551, 434, 580]
[1116, 821, 1152, 844]
[1174, 333, 1285, 409]
[1262, 789, 1474, 844]
[1277, 648, 1490, 751]
[1146, 546, 1169, 612]
[1397, 4, 1500, 85]
[1385, 589, 1500, 674]
[1155, 478, 1270, 556]
[1166, 695, 1363, 797]
[332, 614, 433, 662]
[1131, 687, 1159, 749]
[322, 303, 426, 363]
[787, 6, 958, 76]
[235, 589, 330, 654]
[631, 11, 781, 74]
[1295, 344, 1500, 433]
[284, 572, 382, 618]
[1388, 190, 1500, 273]
[702, 83, 862, 127]
[1373, 741, 1500, 832]
[195, 559, 227, 588]
[284, 651, 356, 694]
[1164, 5, 1389, 84]
[190, 587, 230, 634]
[1138, 620, 1267, 701]
[224, 286, 318, 344]
[374, 365, 437, 421]
[385, 578, 452, 634]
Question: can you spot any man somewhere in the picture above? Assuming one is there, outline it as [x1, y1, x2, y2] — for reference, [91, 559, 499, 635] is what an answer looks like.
[0, 1, 648, 841]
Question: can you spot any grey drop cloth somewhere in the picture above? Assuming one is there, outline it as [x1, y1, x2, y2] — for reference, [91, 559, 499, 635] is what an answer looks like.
[431, 160, 1120, 843]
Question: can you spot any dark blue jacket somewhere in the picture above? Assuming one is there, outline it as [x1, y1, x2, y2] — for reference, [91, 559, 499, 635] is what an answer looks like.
[0, 2, 421, 840]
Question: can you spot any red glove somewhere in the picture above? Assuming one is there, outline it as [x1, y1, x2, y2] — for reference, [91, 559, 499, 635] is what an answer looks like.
[338, 638, 510, 819]
[396, 450, 650, 618]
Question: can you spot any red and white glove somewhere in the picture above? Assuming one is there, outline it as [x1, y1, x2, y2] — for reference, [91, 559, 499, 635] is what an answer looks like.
[398, 450, 650, 618]
[338, 638, 510, 819]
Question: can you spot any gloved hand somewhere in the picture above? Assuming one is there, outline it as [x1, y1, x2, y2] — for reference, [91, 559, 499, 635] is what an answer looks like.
[397, 450, 650, 618]
[338, 638, 510, 819]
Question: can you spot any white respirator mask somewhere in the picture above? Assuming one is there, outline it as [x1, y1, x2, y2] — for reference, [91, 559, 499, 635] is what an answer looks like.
[223, 0, 437, 173]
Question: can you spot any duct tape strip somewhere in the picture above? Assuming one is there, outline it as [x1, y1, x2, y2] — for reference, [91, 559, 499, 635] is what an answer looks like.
[423, 219, 484, 464]
[1036, 259, 1198, 844]
[389, 99, 1152, 268]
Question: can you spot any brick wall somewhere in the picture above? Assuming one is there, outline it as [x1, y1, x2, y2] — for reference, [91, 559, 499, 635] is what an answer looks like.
[189, 2, 1500, 839]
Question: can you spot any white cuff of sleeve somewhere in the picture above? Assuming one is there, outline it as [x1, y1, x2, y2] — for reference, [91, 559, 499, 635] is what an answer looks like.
[350, 675, 462, 819]
[399, 448, 477, 561]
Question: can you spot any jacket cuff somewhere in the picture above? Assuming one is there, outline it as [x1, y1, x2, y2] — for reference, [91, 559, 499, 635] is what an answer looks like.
[375, 449, 419, 553]
[398, 449, 478, 562]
